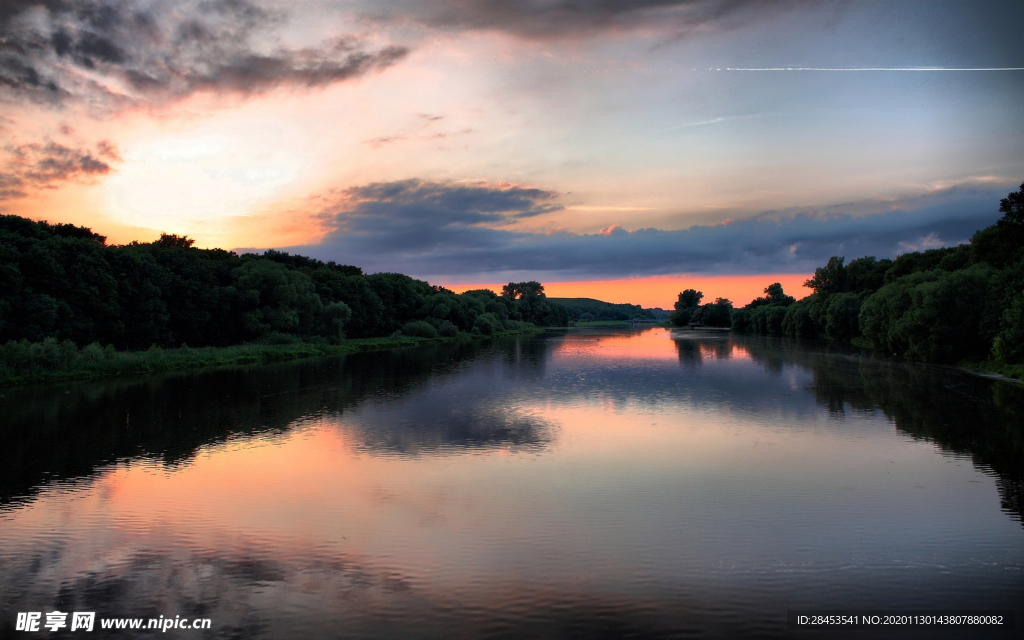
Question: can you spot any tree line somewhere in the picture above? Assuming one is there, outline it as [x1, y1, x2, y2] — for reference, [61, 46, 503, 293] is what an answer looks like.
[673, 182, 1024, 367]
[551, 297, 657, 323]
[0, 215, 569, 354]
[668, 289, 734, 328]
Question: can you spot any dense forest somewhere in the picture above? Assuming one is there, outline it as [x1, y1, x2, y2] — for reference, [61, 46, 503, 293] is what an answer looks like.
[550, 297, 662, 323]
[0, 215, 569, 355]
[677, 183, 1024, 368]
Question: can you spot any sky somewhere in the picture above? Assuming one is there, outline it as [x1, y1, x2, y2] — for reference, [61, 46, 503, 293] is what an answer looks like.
[1, 0, 1022, 307]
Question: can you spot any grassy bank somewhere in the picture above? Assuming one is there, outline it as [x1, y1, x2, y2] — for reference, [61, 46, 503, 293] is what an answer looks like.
[0, 328, 542, 387]
[573, 320, 634, 327]
[959, 361, 1024, 382]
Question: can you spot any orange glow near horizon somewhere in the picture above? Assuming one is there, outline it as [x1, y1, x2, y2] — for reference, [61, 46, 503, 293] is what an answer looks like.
[445, 273, 813, 308]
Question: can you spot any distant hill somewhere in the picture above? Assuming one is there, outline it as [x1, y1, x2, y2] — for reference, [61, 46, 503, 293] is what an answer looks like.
[550, 297, 664, 322]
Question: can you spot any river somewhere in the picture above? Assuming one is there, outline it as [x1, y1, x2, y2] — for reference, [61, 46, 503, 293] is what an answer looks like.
[1, 328, 1022, 638]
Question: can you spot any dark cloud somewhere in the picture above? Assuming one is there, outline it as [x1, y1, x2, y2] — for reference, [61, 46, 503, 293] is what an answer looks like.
[312, 178, 563, 249]
[274, 180, 1010, 280]
[362, 0, 806, 39]
[0, 0, 408, 109]
[0, 139, 119, 200]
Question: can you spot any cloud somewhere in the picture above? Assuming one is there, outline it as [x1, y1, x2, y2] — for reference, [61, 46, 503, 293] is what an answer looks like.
[269, 180, 1010, 281]
[361, 0, 805, 39]
[311, 178, 563, 243]
[0, 139, 119, 200]
[0, 0, 408, 109]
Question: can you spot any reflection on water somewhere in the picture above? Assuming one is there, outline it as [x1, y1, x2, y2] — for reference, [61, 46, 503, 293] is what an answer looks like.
[1, 328, 1022, 638]
[0, 339, 552, 507]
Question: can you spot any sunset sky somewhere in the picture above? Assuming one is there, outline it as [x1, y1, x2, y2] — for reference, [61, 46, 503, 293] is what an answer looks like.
[2, 0, 1022, 307]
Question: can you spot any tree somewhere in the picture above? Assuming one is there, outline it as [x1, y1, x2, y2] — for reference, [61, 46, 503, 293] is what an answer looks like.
[233, 260, 322, 338]
[781, 300, 817, 338]
[155, 233, 195, 249]
[500, 281, 568, 326]
[992, 291, 1024, 363]
[695, 298, 733, 327]
[320, 301, 352, 342]
[675, 289, 703, 311]
[805, 256, 847, 296]
[824, 293, 861, 343]
[998, 182, 1024, 227]
[502, 281, 545, 300]
[971, 182, 1024, 267]
[859, 266, 997, 362]
[845, 256, 893, 293]
[670, 289, 703, 326]
[748, 282, 796, 308]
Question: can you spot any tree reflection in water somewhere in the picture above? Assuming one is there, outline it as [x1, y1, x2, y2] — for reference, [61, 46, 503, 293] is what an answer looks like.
[685, 333, 1024, 525]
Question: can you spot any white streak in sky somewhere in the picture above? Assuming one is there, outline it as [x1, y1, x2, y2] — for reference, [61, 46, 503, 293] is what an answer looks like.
[660, 113, 768, 132]
[726, 67, 1024, 71]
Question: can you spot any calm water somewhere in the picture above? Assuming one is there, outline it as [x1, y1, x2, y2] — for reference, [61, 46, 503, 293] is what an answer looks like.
[1, 328, 1022, 639]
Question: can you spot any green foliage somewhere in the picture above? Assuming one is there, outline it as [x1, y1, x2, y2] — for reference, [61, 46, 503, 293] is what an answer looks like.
[500, 281, 569, 327]
[0, 337, 415, 385]
[670, 288, 703, 326]
[676, 289, 704, 311]
[234, 259, 322, 338]
[0, 214, 564, 356]
[733, 181, 1024, 366]
[310, 267, 382, 338]
[80, 342, 104, 363]
[746, 304, 788, 335]
[155, 233, 195, 249]
[748, 283, 796, 308]
[970, 182, 1024, 268]
[846, 256, 893, 292]
[473, 312, 498, 335]
[669, 307, 692, 327]
[550, 297, 654, 322]
[884, 246, 963, 282]
[805, 256, 847, 296]
[992, 290, 1024, 363]
[859, 266, 998, 362]
[781, 300, 817, 338]
[734, 283, 802, 336]
[401, 320, 439, 339]
[693, 298, 733, 327]
[321, 302, 353, 342]
[729, 308, 748, 332]
[824, 292, 862, 343]
[435, 320, 460, 338]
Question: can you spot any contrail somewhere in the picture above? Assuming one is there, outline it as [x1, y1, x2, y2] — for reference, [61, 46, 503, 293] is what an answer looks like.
[726, 67, 1024, 71]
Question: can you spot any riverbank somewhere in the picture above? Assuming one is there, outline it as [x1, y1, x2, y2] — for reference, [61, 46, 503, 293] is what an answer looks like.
[0, 328, 543, 388]
[958, 361, 1024, 382]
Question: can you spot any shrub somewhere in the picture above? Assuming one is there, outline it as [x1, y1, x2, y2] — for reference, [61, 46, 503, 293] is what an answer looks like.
[34, 337, 63, 370]
[80, 343, 104, 364]
[401, 320, 438, 338]
[1, 340, 32, 369]
[259, 332, 300, 345]
[436, 320, 459, 337]
[473, 313, 497, 335]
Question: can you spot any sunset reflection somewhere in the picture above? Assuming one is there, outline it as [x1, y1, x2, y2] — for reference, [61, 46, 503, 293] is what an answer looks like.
[1, 332, 1023, 638]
